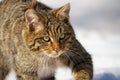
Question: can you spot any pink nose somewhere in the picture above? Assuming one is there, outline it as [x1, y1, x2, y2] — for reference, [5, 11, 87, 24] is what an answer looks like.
[54, 48, 60, 53]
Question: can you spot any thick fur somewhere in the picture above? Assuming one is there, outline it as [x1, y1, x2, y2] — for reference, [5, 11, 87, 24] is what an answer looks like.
[0, 0, 93, 80]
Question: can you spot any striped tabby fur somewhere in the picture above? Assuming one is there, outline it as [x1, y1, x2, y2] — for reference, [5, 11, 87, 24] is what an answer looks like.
[0, 0, 93, 80]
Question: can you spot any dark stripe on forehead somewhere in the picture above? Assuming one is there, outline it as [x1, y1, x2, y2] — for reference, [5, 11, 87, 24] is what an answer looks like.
[54, 23, 60, 36]
[51, 24, 55, 36]
[56, 23, 61, 33]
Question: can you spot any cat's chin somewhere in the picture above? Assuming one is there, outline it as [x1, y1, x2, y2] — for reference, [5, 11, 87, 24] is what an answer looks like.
[44, 51, 63, 58]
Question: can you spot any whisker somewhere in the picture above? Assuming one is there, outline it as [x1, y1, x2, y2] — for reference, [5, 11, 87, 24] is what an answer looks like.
[68, 49, 84, 60]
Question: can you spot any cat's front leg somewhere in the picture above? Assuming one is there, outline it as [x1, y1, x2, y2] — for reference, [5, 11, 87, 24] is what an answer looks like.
[16, 73, 38, 80]
[73, 70, 91, 80]
[0, 68, 9, 80]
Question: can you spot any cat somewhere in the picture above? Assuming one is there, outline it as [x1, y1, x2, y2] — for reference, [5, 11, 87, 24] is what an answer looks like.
[0, 0, 93, 80]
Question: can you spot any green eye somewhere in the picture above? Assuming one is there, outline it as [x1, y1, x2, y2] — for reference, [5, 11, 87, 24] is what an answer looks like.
[43, 36, 50, 42]
[60, 33, 65, 39]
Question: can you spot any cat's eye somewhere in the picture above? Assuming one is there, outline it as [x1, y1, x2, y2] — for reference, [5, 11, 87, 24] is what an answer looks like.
[43, 36, 50, 42]
[59, 33, 65, 40]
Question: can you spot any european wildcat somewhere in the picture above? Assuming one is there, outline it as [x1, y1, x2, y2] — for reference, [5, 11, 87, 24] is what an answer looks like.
[0, 0, 93, 80]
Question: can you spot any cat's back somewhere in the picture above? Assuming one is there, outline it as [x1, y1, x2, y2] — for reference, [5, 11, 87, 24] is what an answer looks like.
[0, 0, 27, 46]
[0, 0, 28, 68]
[0, 0, 29, 61]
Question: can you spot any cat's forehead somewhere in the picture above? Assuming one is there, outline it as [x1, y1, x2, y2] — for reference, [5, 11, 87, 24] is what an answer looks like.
[45, 14, 68, 28]
[47, 14, 60, 23]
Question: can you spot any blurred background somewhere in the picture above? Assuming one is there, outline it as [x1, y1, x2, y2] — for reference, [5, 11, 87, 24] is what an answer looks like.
[39, 0, 120, 80]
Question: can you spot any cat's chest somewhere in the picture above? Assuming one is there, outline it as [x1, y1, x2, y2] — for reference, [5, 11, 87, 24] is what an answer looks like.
[37, 56, 57, 67]
[37, 56, 58, 78]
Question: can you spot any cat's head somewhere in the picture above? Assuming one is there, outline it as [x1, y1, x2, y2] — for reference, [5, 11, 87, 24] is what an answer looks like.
[23, 3, 75, 58]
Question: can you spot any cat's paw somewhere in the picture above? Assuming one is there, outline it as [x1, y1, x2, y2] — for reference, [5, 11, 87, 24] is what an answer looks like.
[73, 70, 91, 80]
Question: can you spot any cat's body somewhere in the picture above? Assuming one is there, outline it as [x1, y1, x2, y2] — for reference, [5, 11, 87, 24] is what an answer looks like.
[0, 0, 93, 80]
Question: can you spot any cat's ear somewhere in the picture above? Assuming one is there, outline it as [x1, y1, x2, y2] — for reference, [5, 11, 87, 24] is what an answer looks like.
[25, 9, 44, 32]
[52, 3, 70, 19]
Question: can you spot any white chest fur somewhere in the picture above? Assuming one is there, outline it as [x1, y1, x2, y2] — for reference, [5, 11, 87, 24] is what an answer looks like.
[37, 56, 58, 79]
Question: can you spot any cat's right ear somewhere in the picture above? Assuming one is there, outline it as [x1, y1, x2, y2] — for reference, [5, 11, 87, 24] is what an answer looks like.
[51, 3, 70, 19]
[25, 9, 44, 33]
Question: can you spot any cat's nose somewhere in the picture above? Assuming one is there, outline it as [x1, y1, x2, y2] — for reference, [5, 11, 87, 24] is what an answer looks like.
[54, 48, 60, 53]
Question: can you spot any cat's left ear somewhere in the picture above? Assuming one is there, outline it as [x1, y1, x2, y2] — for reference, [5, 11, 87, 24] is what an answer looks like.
[51, 3, 70, 19]
[25, 9, 44, 33]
